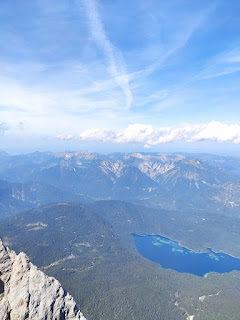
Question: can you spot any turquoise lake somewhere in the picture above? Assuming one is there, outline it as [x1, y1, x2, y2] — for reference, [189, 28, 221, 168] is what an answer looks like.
[132, 234, 240, 277]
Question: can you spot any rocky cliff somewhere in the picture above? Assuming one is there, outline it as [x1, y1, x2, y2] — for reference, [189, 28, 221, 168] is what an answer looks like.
[0, 239, 87, 320]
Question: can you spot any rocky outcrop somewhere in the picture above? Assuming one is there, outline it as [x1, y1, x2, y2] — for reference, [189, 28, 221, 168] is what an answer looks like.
[0, 239, 87, 320]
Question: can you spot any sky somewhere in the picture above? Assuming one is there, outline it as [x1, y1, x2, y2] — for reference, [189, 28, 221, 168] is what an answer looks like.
[1, 0, 240, 154]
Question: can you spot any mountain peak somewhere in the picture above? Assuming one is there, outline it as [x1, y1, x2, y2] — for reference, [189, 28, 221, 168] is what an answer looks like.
[0, 239, 87, 320]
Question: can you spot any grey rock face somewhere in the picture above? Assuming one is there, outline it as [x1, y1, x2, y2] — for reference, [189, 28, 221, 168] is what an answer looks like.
[0, 239, 87, 320]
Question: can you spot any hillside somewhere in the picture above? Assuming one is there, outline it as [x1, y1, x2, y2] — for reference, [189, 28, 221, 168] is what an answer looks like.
[0, 202, 240, 319]
[0, 179, 90, 218]
[0, 203, 185, 320]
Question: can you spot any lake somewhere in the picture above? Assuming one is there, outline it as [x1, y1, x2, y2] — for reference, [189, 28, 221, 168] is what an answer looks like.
[132, 233, 240, 276]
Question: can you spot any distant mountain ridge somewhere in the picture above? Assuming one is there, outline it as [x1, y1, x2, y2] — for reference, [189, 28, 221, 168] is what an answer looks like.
[0, 151, 240, 213]
[0, 179, 90, 218]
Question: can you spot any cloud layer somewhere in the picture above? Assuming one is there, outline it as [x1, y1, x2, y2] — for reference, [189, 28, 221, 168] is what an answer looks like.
[57, 121, 240, 147]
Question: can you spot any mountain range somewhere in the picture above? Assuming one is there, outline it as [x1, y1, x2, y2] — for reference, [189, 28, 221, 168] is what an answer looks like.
[0, 151, 240, 215]
[1, 150, 240, 319]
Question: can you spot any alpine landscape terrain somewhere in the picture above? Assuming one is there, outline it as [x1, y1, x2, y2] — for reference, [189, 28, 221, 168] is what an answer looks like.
[1, 0, 240, 319]
[1, 151, 240, 319]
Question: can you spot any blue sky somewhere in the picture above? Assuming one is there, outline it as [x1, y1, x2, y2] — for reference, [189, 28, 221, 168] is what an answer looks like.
[1, 0, 240, 154]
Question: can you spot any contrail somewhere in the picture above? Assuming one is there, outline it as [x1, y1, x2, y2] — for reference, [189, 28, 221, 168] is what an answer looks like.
[82, 0, 132, 109]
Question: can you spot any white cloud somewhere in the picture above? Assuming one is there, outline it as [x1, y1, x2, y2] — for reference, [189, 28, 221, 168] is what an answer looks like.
[200, 67, 240, 80]
[82, 0, 132, 109]
[116, 124, 154, 144]
[57, 121, 240, 146]
[0, 77, 55, 114]
[0, 72, 129, 118]
[220, 48, 240, 64]
[199, 47, 240, 80]
[0, 123, 8, 135]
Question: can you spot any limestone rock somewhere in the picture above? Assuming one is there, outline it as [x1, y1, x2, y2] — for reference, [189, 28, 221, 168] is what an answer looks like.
[0, 239, 87, 320]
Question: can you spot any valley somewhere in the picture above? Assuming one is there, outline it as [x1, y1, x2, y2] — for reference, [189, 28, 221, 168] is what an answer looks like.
[1, 151, 240, 319]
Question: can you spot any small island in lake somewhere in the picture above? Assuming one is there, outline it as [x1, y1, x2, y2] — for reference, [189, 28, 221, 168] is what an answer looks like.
[132, 234, 240, 277]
